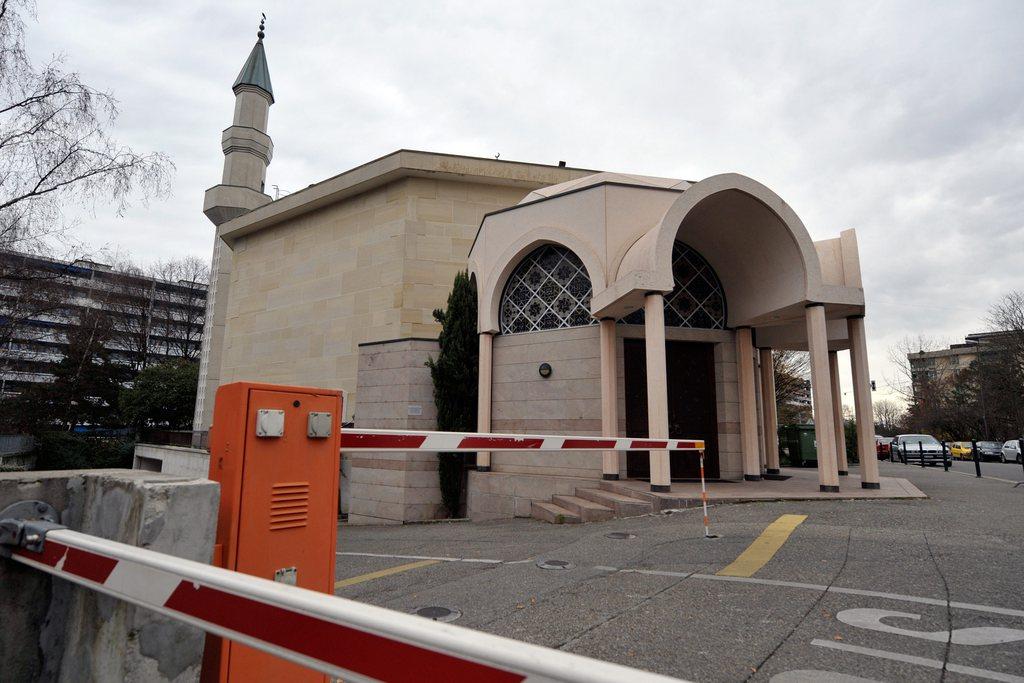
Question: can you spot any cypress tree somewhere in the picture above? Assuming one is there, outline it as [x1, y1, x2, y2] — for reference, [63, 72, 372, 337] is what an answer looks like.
[427, 271, 479, 517]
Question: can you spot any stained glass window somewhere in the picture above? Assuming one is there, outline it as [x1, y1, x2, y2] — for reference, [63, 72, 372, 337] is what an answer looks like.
[620, 242, 726, 329]
[499, 245, 596, 334]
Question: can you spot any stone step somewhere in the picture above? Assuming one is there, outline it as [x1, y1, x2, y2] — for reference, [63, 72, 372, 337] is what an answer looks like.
[531, 501, 581, 524]
[551, 495, 614, 522]
[575, 488, 653, 517]
[597, 480, 695, 512]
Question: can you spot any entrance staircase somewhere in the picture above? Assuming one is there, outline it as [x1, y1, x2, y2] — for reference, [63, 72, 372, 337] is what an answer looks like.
[531, 481, 667, 524]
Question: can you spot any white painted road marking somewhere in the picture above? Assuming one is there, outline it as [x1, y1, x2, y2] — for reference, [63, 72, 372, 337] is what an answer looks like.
[811, 639, 1024, 683]
[689, 573, 1024, 619]
[336, 553, 1024, 620]
[837, 608, 1024, 645]
[770, 671, 880, 683]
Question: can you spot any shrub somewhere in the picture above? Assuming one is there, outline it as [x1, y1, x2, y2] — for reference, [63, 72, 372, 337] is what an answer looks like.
[426, 271, 478, 517]
[31, 431, 134, 471]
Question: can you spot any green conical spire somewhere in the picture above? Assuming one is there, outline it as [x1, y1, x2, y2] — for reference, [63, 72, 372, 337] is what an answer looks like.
[232, 15, 273, 102]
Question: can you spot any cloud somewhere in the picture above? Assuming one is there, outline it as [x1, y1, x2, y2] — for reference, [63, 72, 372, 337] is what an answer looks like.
[23, 0, 1024, 409]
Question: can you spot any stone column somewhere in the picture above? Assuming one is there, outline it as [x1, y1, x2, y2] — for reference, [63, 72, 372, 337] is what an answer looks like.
[806, 304, 840, 492]
[754, 351, 767, 470]
[737, 327, 761, 480]
[848, 315, 881, 488]
[599, 318, 619, 480]
[644, 293, 671, 492]
[477, 332, 494, 472]
[759, 347, 781, 474]
[829, 350, 849, 476]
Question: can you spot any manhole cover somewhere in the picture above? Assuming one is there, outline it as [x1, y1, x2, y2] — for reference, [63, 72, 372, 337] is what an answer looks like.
[536, 559, 574, 570]
[412, 606, 461, 623]
[605, 532, 636, 539]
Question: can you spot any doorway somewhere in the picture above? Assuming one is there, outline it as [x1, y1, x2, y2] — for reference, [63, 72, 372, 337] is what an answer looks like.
[623, 338, 720, 479]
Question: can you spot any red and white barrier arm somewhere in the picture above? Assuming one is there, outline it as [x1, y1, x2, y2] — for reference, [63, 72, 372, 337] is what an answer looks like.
[5, 527, 687, 683]
[340, 428, 705, 452]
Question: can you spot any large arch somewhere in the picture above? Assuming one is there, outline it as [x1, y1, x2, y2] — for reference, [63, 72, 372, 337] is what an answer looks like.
[474, 227, 606, 333]
[614, 173, 824, 327]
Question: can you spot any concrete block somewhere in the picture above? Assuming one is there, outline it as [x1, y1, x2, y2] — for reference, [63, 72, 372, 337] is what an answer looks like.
[0, 469, 218, 683]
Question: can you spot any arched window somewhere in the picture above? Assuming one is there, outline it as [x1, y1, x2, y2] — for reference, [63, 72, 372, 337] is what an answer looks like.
[621, 242, 726, 328]
[499, 245, 596, 334]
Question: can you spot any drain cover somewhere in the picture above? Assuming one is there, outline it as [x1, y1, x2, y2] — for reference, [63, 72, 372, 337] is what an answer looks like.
[605, 532, 636, 539]
[412, 606, 461, 623]
[536, 558, 574, 570]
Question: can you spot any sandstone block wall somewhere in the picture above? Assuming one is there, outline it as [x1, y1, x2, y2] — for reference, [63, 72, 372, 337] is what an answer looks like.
[219, 177, 529, 422]
[347, 338, 445, 524]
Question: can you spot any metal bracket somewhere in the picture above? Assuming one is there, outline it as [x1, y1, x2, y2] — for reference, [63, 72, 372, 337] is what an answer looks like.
[0, 500, 64, 557]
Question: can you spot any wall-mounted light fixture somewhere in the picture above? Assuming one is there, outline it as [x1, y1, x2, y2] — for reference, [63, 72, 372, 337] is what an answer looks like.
[538, 362, 552, 378]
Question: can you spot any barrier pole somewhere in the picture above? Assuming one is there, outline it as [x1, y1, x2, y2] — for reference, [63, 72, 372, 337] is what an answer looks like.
[2, 525, 684, 683]
[972, 439, 981, 477]
[698, 449, 717, 539]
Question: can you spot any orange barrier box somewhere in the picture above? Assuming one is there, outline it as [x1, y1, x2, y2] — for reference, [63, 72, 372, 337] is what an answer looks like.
[202, 382, 342, 683]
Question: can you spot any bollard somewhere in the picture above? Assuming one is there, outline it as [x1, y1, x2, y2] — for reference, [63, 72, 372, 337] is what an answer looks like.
[972, 439, 981, 478]
[1018, 438, 1024, 475]
[698, 449, 717, 539]
[918, 441, 925, 467]
[941, 441, 949, 472]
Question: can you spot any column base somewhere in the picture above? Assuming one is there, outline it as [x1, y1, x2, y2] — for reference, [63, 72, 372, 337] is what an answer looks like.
[476, 466, 491, 472]
[819, 484, 840, 492]
[744, 474, 762, 482]
[765, 468, 780, 475]
[603, 473, 619, 481]
[650, 484, 671, 493]
[861, 481, 880, 489]
[838, 470, 849, 476]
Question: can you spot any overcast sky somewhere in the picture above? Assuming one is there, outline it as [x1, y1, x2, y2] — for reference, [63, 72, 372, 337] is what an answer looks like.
[26, 1, 1024, 409]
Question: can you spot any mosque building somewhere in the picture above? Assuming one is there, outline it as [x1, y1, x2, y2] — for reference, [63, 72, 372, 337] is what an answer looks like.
[193, 24, 880, 524]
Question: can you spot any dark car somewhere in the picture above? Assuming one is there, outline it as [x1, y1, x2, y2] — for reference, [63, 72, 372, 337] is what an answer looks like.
[975, 441, 1004, 462]
[892, 434, 945, 465]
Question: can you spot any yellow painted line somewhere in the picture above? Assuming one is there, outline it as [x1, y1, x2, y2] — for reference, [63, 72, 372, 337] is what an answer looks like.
[334, 559, 439, 589]
[716, 514, 808, 578]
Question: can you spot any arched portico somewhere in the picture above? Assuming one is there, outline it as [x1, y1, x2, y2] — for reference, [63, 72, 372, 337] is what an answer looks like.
[468, 170, 879, 505]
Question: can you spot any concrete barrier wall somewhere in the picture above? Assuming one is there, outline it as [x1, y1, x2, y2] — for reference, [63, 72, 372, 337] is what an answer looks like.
[0, 469, 219, 682]
[133, 443, 211, 479]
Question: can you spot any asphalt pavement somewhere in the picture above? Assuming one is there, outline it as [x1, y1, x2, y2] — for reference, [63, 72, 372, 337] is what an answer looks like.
[334, 462, 1024, 682]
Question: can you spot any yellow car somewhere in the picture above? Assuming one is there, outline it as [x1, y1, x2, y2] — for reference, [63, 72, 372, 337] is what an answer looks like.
[949, 442, 973, 460]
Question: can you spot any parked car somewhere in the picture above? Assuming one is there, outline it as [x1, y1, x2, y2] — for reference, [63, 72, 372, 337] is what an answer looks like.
[975, 441, 1005, 462]
[949, 442, 973, 460]
[1001, 440, 1023, 464]
[875, 436, 893, 460]
[892, 434, 945, 465]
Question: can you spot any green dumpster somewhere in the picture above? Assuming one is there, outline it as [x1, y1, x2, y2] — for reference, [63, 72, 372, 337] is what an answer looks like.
[778, 424, 818, 467]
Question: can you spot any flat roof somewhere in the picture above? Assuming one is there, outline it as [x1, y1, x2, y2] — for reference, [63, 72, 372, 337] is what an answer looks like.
[217, 149, 598, 245]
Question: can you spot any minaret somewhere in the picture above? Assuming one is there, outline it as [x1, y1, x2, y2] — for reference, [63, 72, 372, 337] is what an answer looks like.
[193, 17, 275, 439]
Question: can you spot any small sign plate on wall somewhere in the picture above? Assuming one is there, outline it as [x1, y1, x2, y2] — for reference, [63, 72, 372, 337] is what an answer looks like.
[407, 405, 423, 416]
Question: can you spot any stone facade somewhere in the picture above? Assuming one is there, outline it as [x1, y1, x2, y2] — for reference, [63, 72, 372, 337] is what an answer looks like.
[218, 177, 546, 422]
[347, 338, 444, 524]
[469, 324, 741, 519]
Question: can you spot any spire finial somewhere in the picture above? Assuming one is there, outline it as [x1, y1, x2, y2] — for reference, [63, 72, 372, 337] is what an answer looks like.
[257, 13, 266, 41]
